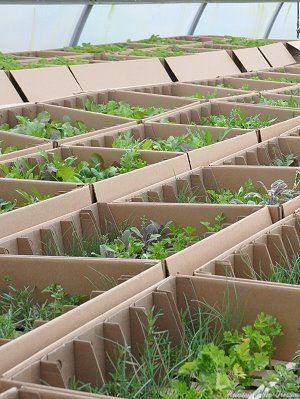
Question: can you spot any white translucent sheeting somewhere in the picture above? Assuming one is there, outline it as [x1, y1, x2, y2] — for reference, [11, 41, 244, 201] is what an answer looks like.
[0, 5, 84, 52]
[80, 4, 200, 44]
[270, 2, 298, 39]
[194, 3, 280, 38]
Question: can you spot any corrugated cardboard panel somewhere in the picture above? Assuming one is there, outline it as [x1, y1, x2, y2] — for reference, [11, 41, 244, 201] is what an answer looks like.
[10, 67, 83, 102]
[0, 71, 23, 106]
[233, 47, 271, 71]
[165, 50, 241, 82]
[259, 43, 296, 67]
[70, 58, 171, 91]
[287, 40, 300, 51]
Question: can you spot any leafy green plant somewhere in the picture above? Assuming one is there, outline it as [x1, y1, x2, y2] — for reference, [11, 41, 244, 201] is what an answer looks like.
[138, 34, 184, 45]
[0, 111, 90, 140]
[201, 213, 226, 233]
[112, 127, 232, 152]
[199, 108, 277, 129]
[0, 277, 84, 337]
[249, 75, 300, 84]
[0, 149, 147, 183]
[131, 46, 187, 57]
[0, 199, 17, 214]
[189, 89, 223, 100]
[63, 42, 128, 53]
[212, 36, 273, 47]
[259, 95, 300, 108]
[240, 84, 250, 91]
[0, 141, 18, 155]
[271, 149, 299, 167]
[16, 187, 52, 205]
[259, 363, 300, 398]
[84, 99, 165, 119]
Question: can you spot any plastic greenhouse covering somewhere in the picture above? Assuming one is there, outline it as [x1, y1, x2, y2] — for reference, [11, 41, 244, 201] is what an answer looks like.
[0, 2, 299, 52]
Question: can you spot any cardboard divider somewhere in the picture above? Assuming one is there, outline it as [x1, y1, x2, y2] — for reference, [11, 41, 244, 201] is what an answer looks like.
[0, 202, 263, 260]
[259, 43, 296, 67]
[259, 116, 300, 141]
[113, 166, 300, 217]
[211, 136, 300, 168]
[195, 210, 300, 286]
[165, 50, 241, 81]
[0, 256, 160, 345]
[3, 273, 299, 395]
[58, 121, 258, 165]
[42, 89, 196, 123]
[0, 132, 51, 162]
[10, 67, 83, 102]
[69, 58, 172, 91]
[0, 146, 188, 202]
[262, 82, 300, 95]
[227, 70, 300, 84]
[0, 180, 93, 239]
[124, 81, 250, 101]
[0, 71, 23, 107]
[189, 76, 295, 92]
[232, 47, 271, 72]
[0, 103, 134, 145]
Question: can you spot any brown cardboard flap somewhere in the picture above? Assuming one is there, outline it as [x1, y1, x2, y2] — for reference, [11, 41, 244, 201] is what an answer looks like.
[0, 71, 23, 106]
[233, 47, 271, 72]
[165, 50, 241, 81]
[287, 41, 300, 51]
[259, 43, 296, 67]
[70, 59, 171, 91]
[10, 67, 82, 102]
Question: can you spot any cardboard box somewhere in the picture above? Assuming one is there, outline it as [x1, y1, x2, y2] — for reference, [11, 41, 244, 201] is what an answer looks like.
[0, 103, 134, 145]
[211, 136, 300, 167]
[0, 71, 23, 107]
[233, 47, 271, 72]
[10, 67, 83, 102]
[69, 58, 172, 91]
[114, 166, 300, 219]
[259, 116, 300, 141]
[262, 82, 300, 95]
[195, 210, 300, 285]
[60, 121, 257, 165]
[164, 50, 241, 82]
[4, 273, 298, 394]
[0, 256, 161, 346]
[0, 202, 264, 261]
[259, 43, 296, 67]
[187, 76, 294, 91]
[0, 145, 189, 201]
[0, 180, 93, 239]
[0, 132, 51, 162]
[0, 263, 164, 376]
[43, 89, 197, 123]
[125, 81, 249, 101]
[229, 70, 300, 84]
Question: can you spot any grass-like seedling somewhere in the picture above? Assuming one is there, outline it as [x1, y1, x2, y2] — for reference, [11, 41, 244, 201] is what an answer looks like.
[112, 127, 232, 152]
[0, 141, 18, 155]
[0, 277, 84, 339]
[70, 310, 282, 399]
[0, 111, 90, 140]
[84, 99, 166, 120]
[242, 252, 300, 286]
[0, 149, 147, 183]
[43, 215, 226, 260]
[63, 42, 128, 53]
[259, 95, 300, 108]
[212, 36, 273, 47]
[0, 187, 51, 215]
[249, 75, 300, 84]
[199, 107, 277, 129]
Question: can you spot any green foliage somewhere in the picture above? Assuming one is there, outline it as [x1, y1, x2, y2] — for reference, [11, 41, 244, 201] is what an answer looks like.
[138, 34, 183, 45]
[0, 199, 17, 214]
[259, 95, 300, 108]
[131, 46, 186, 57]
[167, 313, 282, 399]
[259, 364, 300, 398]
[0, 111, 90, 140]
[0, 277, 84, 338]
[205, 178, 298, 206]
[63, 42, 128, 53]
[189, 89, 223, 100]
[84, 99, 165, 119]
[249, 74, 300, 84]
[212, 36, 273, 47]
[199, 108, 277, 129]
[0, 149, 147, 183]
[201, 213, 226, 233]
[112, 127, 231, 152]
[240, 84, 250, 91]
[271, 150, 299, 167]
[0, 141, 18, 155]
